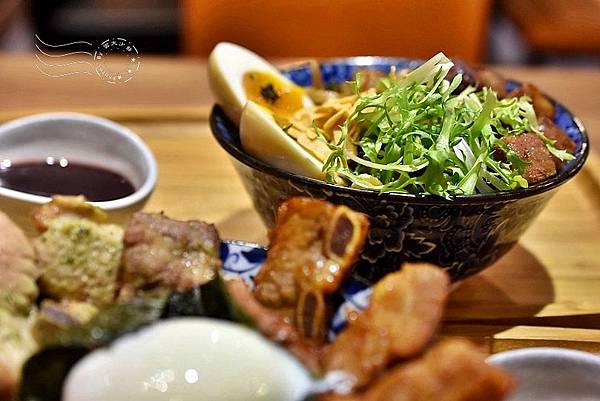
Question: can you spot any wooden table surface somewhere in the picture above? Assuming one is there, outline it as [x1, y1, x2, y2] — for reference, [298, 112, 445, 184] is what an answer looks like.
[1, 54, 599, 354]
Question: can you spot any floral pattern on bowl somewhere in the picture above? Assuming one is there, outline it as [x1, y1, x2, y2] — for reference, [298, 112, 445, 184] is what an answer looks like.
[210, 58, 589, 283]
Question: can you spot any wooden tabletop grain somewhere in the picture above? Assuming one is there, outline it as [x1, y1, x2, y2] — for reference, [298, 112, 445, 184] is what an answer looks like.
[0, 53, 599, 353]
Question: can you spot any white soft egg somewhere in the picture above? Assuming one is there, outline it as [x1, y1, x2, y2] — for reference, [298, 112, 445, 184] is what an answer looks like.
[240, 101, 324, 180]
[62, 318, 313, 401]
[208, 42, 312, 124]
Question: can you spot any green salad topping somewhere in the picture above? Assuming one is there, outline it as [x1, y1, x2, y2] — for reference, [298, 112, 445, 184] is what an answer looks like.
[318, 53, 573, 197]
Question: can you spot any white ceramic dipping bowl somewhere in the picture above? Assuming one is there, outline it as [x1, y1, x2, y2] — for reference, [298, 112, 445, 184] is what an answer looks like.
[488, 347, 600, 401]
[0, 112, 157, 233]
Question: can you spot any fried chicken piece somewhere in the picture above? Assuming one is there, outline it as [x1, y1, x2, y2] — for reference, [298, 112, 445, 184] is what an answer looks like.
[34, 215, 124, 305]
[323, 264, 450, 390]
[225, 277, 322, 373]
[253, 198, 369, 343]
[320, 339, 514, 401]
[33, 197, 123, 305]
[119, 212, 222, 299]
[0, 210, 38, 315]
[502, 133, 557, 184]
[506, 83, 555, 119]
[31, 195, 107, 232]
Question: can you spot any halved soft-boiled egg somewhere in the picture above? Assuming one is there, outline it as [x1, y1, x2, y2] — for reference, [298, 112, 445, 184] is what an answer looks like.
[240, 101, 324, 179]
[208, 42, 313, 124]
[209, 42, 324, 179]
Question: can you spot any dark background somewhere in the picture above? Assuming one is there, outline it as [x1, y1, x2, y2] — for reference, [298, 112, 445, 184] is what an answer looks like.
[1, 0, 599, 66]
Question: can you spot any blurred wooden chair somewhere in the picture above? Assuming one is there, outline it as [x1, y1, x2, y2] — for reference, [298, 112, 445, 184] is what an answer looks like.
[503, 0, 600, 57]
[181, 0, 492, 63]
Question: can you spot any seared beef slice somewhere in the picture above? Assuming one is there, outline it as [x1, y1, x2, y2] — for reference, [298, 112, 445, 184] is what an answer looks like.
[502, 133, 556, 184]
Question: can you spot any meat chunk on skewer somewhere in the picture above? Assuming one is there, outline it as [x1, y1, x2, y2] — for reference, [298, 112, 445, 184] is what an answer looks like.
[322, 264, 450, 390]
[119, 212, 222, 299]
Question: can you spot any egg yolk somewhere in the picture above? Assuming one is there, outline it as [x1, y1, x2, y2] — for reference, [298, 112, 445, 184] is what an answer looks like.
[243, 71, 305, 118]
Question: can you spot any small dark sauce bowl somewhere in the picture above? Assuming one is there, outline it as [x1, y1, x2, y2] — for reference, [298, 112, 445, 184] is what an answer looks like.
[210, 58, 589, 283]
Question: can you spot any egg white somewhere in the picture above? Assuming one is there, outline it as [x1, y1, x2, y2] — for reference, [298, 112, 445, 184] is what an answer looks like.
[209, 42, 324, 180]
[62, 318, 313, 401]
[208, 42, 312, 124]
[240, 101, 324, 180]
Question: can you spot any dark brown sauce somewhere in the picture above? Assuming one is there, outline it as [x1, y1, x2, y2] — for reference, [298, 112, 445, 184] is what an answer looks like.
[0, 159, 135, 201]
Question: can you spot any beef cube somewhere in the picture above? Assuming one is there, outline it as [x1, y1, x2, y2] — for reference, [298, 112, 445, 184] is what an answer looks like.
[502, 133, 557, 184]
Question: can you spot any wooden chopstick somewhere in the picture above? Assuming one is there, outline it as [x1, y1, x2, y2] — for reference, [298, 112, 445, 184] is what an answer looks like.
[444, 313, 600, 330]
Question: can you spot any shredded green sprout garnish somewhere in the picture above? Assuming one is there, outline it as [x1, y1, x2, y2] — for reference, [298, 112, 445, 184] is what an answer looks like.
[319, 53, 573, 197]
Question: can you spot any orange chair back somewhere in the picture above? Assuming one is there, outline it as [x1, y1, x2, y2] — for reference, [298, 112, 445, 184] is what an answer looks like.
[181, 0, 492, 63]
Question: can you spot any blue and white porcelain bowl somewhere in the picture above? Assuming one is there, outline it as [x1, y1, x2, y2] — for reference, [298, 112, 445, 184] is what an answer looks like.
[210, 58, 589, 283]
